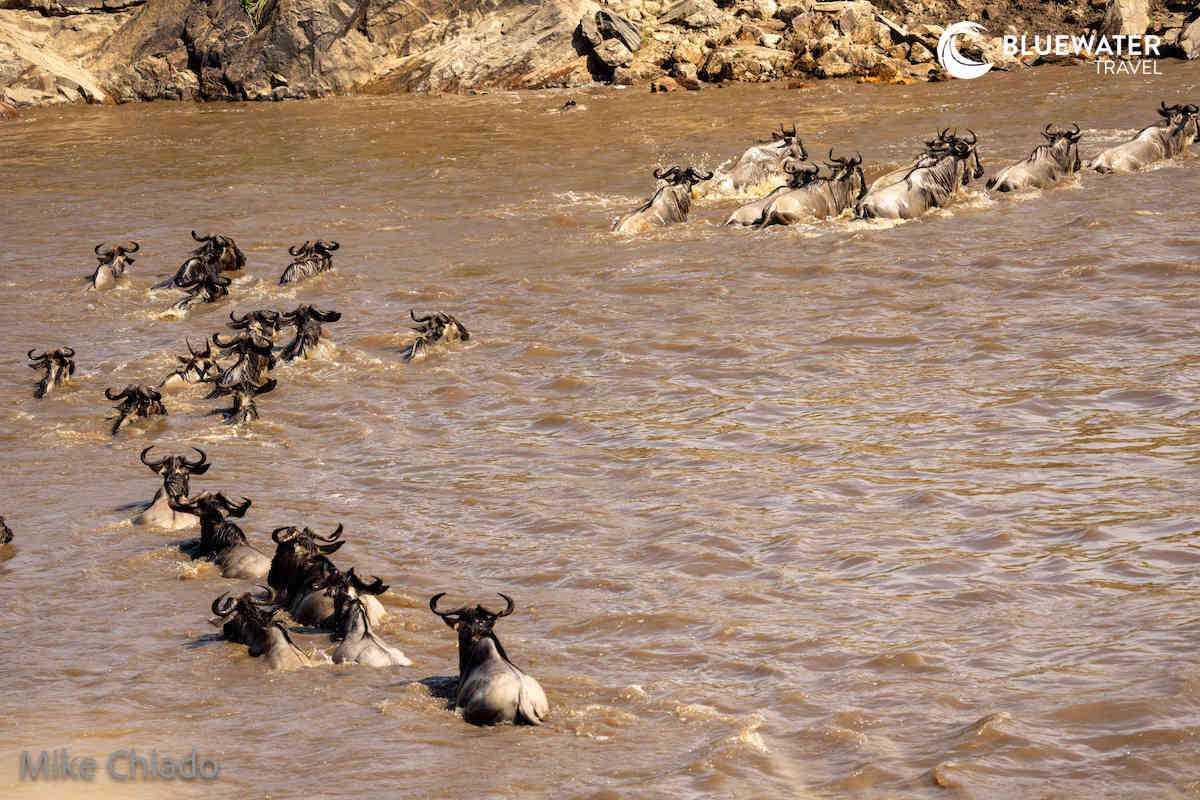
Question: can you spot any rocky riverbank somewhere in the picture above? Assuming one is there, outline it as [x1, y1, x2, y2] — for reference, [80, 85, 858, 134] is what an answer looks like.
[0, 0, 1197, 109]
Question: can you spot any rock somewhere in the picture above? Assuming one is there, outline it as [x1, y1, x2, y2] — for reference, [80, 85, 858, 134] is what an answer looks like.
[908, 41, 933, 63]
[596, 9, 643, 52]
[0, 99, 18, 117]
[1178, 17, 1200, 59]
[790, 11, 835, 40]
[775, 2, 814, 23]
[611, 66, 635, 84]
[733, 0, 776, 20]
[673, 59, 699, 80]
[594, 37, 635, 67]
[650, 75, 680, 90]
[700, 43, 791, 81]
[1099, 0, 1149, 38]
[815, 41, 877, 76]
[579, 12, 603, 48]
[759, 32, 782, 47]
[660, 0, 725, 29]
[676, 73, 702, 88]
[672, 39, 705, 65]
[836, 2, 889, 48]
[887, 43, 908, 59]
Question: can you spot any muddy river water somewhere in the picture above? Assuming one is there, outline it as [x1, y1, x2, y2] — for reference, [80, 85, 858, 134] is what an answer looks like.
[2, 61, 1200, 799]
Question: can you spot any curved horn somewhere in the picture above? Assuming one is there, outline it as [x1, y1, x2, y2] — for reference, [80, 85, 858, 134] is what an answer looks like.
[271, 525, 300, 544]
[347, 568, 388, 595]
[228, 310, 250, 328]
[492, 593, 515, 618]
[964, 129, 977, 145]
[312, 523, 343, 543]
[139, 445, 164, 469]
[94, 243, 114, 257]
[287, 242, 309, 257]
[652, 166, 680, 180]
[211, 592, 237, 617]
[105, 387, 128, 401]
[429, 592, 455, 618]
[211, 332, 238, 348]
[27, 349, 45, 361]
[122, 241, 140, 254]
[60, 347, 75, 358]
[191, 230, 211, 243]
[316, 240, 340, 251]
[183, 446, 208, 470]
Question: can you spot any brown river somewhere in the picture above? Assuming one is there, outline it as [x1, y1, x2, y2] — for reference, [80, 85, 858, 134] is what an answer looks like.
[2, 61, 1200, 799]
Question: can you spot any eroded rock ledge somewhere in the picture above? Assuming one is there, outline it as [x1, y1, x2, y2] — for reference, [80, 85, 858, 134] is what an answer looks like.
[0, 0, 1195, 108]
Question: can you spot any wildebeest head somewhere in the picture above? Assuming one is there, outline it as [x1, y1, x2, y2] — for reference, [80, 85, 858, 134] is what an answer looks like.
[174, 272, 232, 310]
[825, 150, 867, 202]
[190, 230, 246, 273]
[228, 309, 283, 338]
[211, 377, 277, 425]
[94, 241, 139, 267]
[165, 339, 218, 385]
[268, 524, 345, 600]
[211, 586, 278, 644]
[430, 592, 517, 672]
[325, 567, 388, 638]
[0, 515, 11, 545]
[937, 129, 984, 183]
[170, 490, 251, 525]
[1041, 123, 1083, 171]
[282, 305, 342, 327]
[105, 384, 166, 435]
[212, 330, 274, 356]
[27, 347, 75, 399]
[653, 165, 716, 187]
[141, 445, 209, 500]
[765, 122, 807, 161]
[782, 157, 821, 188]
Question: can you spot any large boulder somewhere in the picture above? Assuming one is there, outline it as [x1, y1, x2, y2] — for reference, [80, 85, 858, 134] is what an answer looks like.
[596, 9, 641, 52]
[1099, 0, 1150, 38]
[659, 0, 724, 29]
[1177, 16, 1200, 59]
[594, 36, 634, 66]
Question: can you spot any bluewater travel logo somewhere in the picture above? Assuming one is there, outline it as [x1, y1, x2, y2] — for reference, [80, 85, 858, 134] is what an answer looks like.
[938, 19, 1164, 79]
[937, 21, 994, 80]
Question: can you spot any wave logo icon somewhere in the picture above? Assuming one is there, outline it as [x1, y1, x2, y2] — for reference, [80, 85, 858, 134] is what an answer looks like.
[937, 21, 994, 79]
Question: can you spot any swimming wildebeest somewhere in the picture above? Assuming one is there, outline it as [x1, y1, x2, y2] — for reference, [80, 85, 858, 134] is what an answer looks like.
[210, 332, 275, 391]
[611, 166, 713, 234]
[171, 272, 232, 312]
[88, 242, 139, 290]
[132, 445, 209, 529]
[856, 130, 984, 220]
[169, 492, 271, 579]
[286, 555, 388, 629]
[1087, 102, 1199, 173]
[429, 592, 549, 726]
[156, 231, 246, 290]
[279, 241, 339, 285]
[988, 124, 1083, 192]
[402, 310, 470, 362]
[159, 339, 220, 391]
[758, 151, 868, 228]
[328, 569, 411, 666]
[710, 123, 808, 193]
[27, 347, 75, 398]
[280, 305, 341, 361]
[210, 588, 310, 671]
[0, 515, 12, 545]
[267, 524, 346, 609]
[105, 384, 166, 435]
[211, 377, 277, 425]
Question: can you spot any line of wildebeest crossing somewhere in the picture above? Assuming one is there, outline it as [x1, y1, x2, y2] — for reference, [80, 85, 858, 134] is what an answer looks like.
[612, 101, 1198, 233]
[8, 98, 1198, 729]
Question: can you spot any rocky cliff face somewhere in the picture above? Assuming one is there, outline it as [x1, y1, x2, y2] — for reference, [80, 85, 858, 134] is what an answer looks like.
[0, 0, 1196, 108]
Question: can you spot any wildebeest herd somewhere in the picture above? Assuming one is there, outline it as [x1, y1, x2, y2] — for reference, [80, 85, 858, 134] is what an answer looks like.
[613, 101, 1198, 231]
[9, 98, 1197, 730]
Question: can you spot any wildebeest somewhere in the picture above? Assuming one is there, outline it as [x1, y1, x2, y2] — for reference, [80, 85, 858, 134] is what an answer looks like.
[988, 124, 1083, 192]
[210, 588, 310, 671]
[289, 556, 388, 629]
[329, 569, 411, 666]
[210, 332, 275, 390]
[279, 241, 339, 285]
[280, 305, 341, 362]
[105, 384, 166, 435]
[856, 131, 984, 220]
[132, 445, 209, 529]
[169, 492, 271, 579]
[402, 310, 470, 362]
[1087, 102, 1199, 173]
[612, 166, 713, 234]
[156, 231, 246, 290]
[758, 151, 867, 228]
[228, 309, 284, 339]
[27, 347, 75, 398]
[267, 524, 345, 608]
[159, 339, 219, 391]
[171, 272, 231, 312]
[210, 377, 276, 425]
[0, 515, 11, 545]
[88, 242, 139, 290]
[710, 123, 808, 193]
[429, 592, 549, 726]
